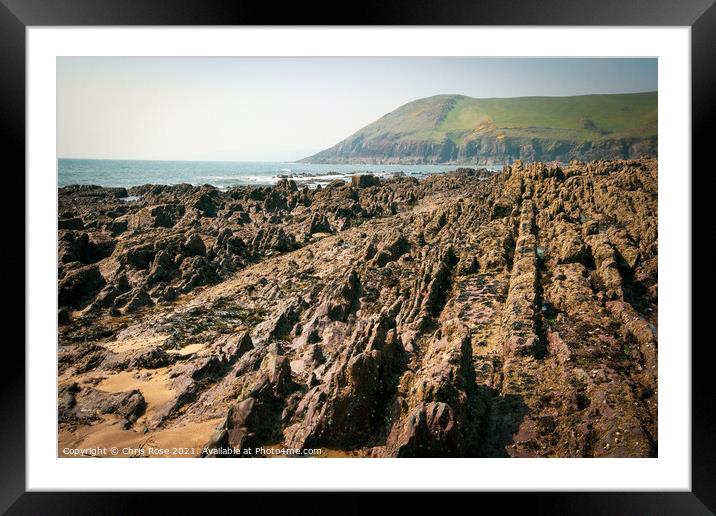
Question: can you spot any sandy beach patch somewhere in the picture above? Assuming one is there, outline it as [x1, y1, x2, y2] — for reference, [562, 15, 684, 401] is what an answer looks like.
[96, 368, 175, 419]
[59, 416, 223, 458]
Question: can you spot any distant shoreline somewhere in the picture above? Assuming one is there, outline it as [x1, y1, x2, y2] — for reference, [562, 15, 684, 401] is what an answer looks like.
[57, 159, 501, 190]
[58, 166, 499, 192]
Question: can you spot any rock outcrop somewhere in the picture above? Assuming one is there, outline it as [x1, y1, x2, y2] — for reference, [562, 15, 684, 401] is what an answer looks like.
[58, 159, 658, 458]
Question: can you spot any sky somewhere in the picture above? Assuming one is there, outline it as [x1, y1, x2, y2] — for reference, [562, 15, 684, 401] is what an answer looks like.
[57, 57, 657, 162]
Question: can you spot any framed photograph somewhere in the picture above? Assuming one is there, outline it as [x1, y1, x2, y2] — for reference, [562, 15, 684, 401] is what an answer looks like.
[4, 0, 711, 512]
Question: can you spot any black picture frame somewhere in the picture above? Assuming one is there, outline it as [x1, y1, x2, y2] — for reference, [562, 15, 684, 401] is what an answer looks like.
[2, 0, 711, 513]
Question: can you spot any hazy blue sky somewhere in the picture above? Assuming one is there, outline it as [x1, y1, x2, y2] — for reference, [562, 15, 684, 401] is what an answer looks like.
[57, 57, 657, 161]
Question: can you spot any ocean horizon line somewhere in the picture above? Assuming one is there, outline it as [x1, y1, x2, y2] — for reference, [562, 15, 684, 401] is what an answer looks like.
[57, 158, 489, 189]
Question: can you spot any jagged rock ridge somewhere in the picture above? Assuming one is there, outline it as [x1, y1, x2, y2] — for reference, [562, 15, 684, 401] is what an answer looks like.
[58, 159, 657, 458]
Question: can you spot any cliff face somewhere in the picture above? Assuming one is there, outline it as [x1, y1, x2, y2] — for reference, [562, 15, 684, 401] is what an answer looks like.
[309, 133, 657, 165]
[304, 92, 658, 165]
[58, 158, 658, 458]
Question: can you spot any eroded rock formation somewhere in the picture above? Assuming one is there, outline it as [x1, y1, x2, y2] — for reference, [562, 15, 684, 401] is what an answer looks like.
[58, 160, 657, 458]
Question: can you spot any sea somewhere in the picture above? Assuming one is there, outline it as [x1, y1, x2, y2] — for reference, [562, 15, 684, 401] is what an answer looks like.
[58, 158, 502, 189]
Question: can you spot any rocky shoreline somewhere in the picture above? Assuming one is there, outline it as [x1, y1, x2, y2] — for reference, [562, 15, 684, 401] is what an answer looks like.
[58, 159, 657, 458]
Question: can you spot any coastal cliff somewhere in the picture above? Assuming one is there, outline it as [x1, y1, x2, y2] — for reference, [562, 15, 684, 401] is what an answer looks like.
[303, 93, 657, 165]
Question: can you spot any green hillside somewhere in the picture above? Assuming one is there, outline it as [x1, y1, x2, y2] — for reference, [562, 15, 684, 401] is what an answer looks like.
[304, 91, 657, 165]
